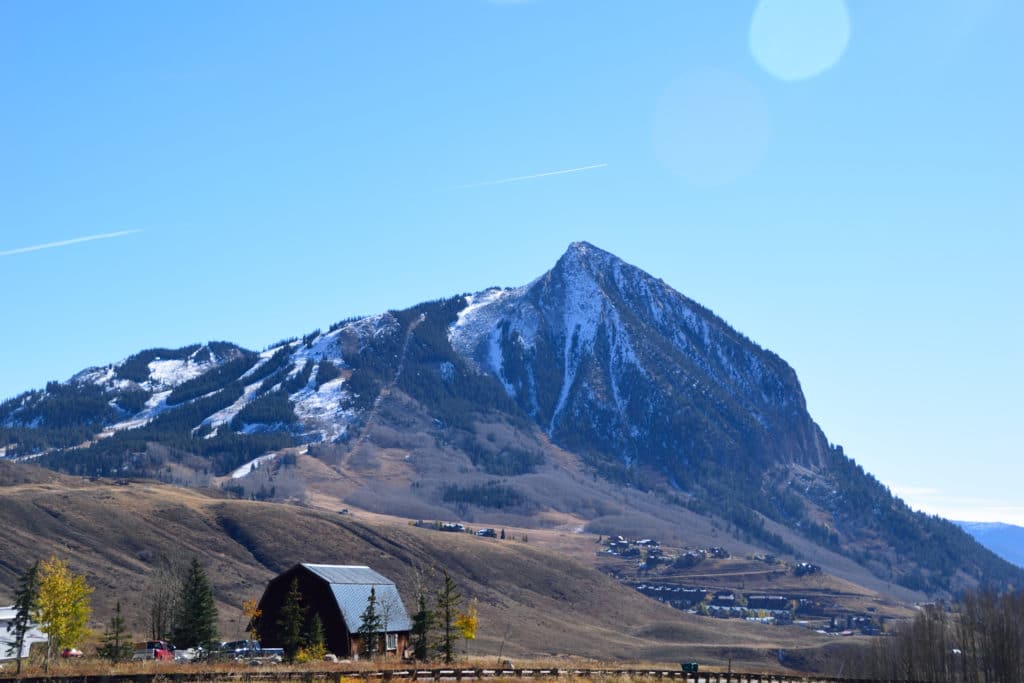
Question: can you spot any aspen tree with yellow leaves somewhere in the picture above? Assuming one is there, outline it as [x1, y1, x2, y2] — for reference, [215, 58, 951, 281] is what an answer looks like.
[454, 598, 478, 655]
[35, 557, 93, 670]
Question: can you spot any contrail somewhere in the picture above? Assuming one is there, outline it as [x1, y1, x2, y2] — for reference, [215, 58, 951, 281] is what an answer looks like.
[0, 229, 144, 257]
[455, 163, 608, 189]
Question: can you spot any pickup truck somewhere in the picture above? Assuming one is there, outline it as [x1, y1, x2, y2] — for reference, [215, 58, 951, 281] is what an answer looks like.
[132, 640, 175, 661]
[214, 640, 284, 663]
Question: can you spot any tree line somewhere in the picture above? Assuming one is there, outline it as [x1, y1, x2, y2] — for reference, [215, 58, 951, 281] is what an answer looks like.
[389, 569, 477, 664]
[847, 589, 1024, 683]
[5, 556, 220, 672]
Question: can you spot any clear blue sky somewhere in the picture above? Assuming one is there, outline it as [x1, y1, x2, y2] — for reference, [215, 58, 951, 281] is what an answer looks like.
[1, 1, 1021, 523]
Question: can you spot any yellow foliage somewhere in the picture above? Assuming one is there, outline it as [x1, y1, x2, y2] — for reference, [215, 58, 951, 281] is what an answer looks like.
[242, 598, 262, 640]
[454, 598, 478, 641]
[36, 556, 93, 656]
[294, 643, 327, 663]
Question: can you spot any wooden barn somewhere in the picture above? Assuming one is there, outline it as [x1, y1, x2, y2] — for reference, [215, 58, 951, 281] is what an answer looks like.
[257, 564, 411, 658]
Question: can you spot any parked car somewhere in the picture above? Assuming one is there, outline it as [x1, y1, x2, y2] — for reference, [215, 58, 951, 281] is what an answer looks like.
[60, 647, 83, 658]
[174, 647, 205, 662]
[476, 528, 497, 538]
[132, 640, 175, 661]
[215, 640, 283, 663]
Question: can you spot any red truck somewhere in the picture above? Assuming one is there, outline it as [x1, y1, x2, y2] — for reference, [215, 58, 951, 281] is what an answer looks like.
[132, 640, 175, 661]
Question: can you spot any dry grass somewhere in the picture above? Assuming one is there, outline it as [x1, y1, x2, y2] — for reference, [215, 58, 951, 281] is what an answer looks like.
[0, 461, 859, 675]
[0, 655, 804, 679]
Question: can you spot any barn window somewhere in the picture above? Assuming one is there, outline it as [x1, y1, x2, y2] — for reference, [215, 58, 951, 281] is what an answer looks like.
[386, 632, 398, 651]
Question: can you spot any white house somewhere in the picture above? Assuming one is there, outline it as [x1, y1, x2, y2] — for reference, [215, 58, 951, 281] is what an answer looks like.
[0, 605, 47, 661]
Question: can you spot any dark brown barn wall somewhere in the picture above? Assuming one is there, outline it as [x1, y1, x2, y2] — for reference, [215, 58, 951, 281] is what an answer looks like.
[256, 565, 353, 656]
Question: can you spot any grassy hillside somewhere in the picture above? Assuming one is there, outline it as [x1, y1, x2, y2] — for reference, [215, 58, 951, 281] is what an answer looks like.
[0, 462, 844, 671]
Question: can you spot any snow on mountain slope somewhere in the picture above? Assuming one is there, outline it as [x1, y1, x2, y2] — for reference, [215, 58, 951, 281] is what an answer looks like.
[2, 244, 823, 476]
[450, 241, 826, 473]
[230, 453, 278, 479]
[0, 317, 398, 452]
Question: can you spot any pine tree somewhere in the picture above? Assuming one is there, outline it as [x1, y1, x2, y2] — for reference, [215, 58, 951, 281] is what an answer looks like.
[36, 556, 93, 670]
[5, 561, 39, 674]
[171, 558, 218, 650]
[276, 577, 305, 661]
[435, 570, 462, 664]
[356, 587, 382, 659]
[97, 601, 133, 663]
[410, 592, 434, 661]
[297, 612, 327, 662]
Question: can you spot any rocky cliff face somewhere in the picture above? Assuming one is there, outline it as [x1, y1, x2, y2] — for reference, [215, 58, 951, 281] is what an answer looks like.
[451, 242, 827, 485]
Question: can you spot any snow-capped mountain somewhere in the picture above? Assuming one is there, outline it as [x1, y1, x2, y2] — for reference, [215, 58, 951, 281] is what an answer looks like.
[451, 242, 827, 484]
[0, 317, 398, 462]
[3, 242, 1022, 595]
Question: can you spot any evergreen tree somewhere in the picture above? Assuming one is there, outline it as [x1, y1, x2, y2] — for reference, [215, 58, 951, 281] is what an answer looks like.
[410, 592, 434, 661]
[97, 601, 133, 663]
[171, 558, 218, 650]
[356, 587, 382, 659]
[297, 612, 327, 662]
[435, 570, 462, 664]
[276, 577, 305, 661]
[5, 561, 39, 674]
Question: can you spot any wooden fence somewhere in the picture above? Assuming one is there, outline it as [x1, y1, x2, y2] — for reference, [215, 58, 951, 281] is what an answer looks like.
[1, 667, 934, 683]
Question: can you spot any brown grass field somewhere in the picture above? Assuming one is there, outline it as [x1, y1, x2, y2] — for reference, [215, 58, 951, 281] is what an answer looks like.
[0, 459, 881, 676]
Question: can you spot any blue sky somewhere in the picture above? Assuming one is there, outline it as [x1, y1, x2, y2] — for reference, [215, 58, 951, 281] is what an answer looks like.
[1, 1, 1021, 524]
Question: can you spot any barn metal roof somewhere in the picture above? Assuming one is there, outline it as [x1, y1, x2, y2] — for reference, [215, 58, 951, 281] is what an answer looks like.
[329, 583, 412, 633]
[302, 564, 395, 585]
[300, 564, 412, 633]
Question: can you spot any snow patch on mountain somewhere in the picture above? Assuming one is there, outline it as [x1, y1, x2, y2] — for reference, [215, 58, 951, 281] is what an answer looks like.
[289, 329, 345, 365]
[342, 312, 401, 351]
[550, 256, 606, 429]
[107, 390, 173, 432]
[200, 380, 264, 432]
[291, 377, 353, 442]
[73, 365, 116, 387]
[230, 453, 277, 479]
[454, 289, 510, 330]
[146, 359, 209, 388]
[239, 349, 279, 380]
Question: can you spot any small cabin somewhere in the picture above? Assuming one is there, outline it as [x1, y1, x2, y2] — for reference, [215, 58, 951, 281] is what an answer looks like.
[257, 564, 411, 658]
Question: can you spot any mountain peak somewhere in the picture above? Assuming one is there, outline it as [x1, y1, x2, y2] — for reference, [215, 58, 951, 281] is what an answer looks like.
[551, 242, 627, 288]
[560, 241, 616, 268]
